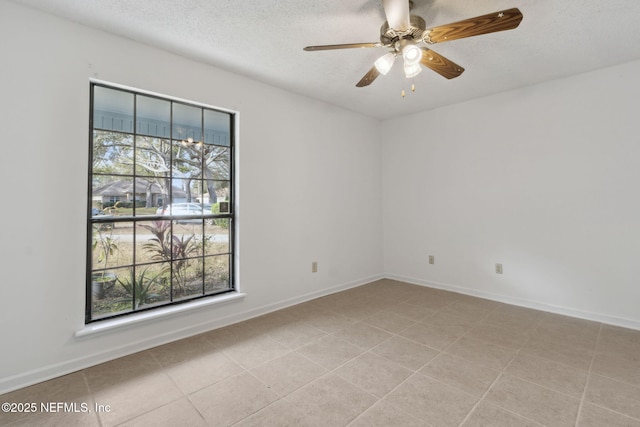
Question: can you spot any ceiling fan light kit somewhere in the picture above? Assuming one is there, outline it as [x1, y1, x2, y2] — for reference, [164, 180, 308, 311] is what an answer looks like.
[303, 0, 523, 91]
[374, 52, 397, 75]
[401, 41, 422, 66]
[403, 61, 422, 78]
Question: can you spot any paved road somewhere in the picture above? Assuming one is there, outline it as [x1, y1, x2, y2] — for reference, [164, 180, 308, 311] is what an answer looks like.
[104, 233, 229, 243]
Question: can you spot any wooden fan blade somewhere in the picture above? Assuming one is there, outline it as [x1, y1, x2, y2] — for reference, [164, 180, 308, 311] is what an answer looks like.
[382, 0, 410, 31]
[425, 8, 523, 44]
[304, 42, 381, 51]
[356, 66, 381, 87]
[420, 48, 464, 79]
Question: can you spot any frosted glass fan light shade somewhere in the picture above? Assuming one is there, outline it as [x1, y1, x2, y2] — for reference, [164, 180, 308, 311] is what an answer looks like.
[404, 62, 422, 78]
[374, 53, 396, 75]
[402, 44, 422, 66]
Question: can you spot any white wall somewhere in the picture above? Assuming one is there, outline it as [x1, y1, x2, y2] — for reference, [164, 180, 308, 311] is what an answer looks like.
[0, 1, 383, 393]
[382, 60, 640, 328]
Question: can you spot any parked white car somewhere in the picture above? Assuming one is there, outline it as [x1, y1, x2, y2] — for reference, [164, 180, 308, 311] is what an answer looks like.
[156, 203, 213, 223]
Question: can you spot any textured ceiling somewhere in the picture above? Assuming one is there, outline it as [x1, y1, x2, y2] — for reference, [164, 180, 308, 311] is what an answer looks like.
[10, 0, 640, 119]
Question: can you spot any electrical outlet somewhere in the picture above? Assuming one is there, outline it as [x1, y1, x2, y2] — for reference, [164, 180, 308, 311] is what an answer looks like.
[495, 263, 503, 274]
[312, 261, 318, 273]
[429, 255, 435, 265]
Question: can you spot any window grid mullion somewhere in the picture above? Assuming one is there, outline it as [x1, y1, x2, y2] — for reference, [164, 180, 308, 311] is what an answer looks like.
[87, 82, 235, 323]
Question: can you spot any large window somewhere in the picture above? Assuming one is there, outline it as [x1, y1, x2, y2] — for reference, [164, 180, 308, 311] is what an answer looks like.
[87, 82, 235, 323]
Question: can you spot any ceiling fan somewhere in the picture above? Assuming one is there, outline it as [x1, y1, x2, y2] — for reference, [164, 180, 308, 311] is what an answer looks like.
[303, 0, 523, 88]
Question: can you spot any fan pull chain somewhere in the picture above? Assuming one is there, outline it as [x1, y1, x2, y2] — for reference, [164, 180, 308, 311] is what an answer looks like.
[402, 81, 416, 98]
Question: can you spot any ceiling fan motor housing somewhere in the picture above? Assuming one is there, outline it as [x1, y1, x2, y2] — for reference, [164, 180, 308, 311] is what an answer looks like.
[380, 15, 426, 47]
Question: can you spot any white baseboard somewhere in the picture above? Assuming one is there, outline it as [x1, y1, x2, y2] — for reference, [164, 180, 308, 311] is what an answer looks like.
[0, 273, 384, 395]
[385, 273, 640, 331]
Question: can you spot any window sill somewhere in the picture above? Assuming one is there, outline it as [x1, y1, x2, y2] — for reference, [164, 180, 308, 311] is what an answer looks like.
[76, 292, 246, 338]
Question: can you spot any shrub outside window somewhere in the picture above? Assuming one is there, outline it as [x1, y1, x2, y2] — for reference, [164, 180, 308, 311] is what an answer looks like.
[87, 82, 235, 323]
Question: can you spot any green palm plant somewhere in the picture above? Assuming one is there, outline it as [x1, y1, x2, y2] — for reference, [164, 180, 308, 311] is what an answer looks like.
[117, 267, 161, 309]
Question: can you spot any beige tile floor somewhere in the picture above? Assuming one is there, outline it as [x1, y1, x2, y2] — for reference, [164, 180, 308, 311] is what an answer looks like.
[2, 279, 640, 426]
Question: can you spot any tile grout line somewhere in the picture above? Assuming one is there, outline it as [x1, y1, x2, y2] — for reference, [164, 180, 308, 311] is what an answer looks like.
[346, 300, 497, 426]
[227, 370, 289, 426]
[81, 370, 105, 427]
[582, 401, 640, 423]
[231, 304, 415, 426]
[356, 370, 438, 426]
[234, 293, 529, 426]
[169, 328, 279, 426]
[456, 308, 549, 427]
[575, 322, 604, 426]
[115, 350, 205, 426]
[324, 295, 457, 426]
